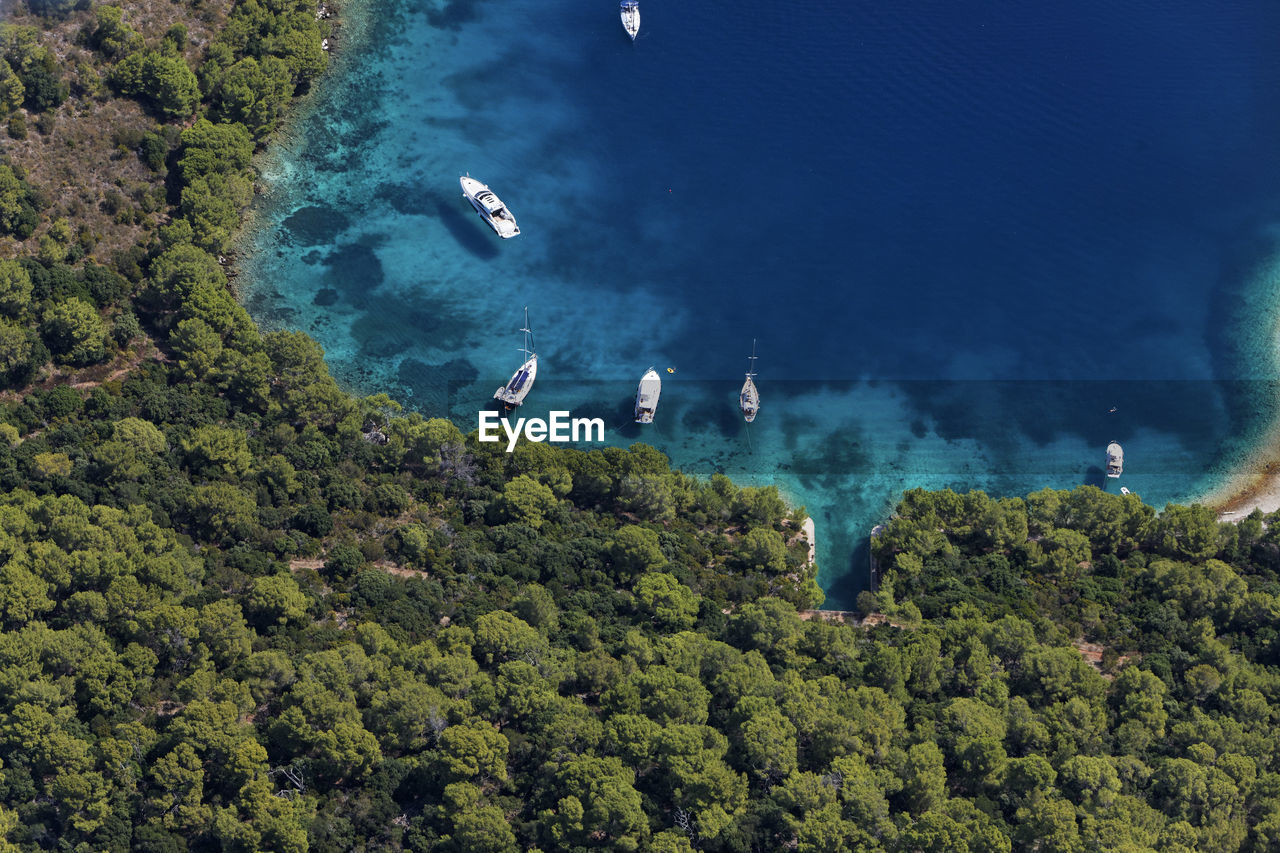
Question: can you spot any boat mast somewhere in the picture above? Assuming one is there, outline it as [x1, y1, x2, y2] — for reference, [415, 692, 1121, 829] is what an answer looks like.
[743, 339, 758, 451]
[520, 306, 534, 360]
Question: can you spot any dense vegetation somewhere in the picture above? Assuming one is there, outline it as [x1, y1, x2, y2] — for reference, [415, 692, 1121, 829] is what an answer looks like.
[3, 0, 1280, 850]
[0, 0, 325, 388]
[6, 391, 1280, 852]
[864, 487, 1280, 851]
[0, 367, 818, 850]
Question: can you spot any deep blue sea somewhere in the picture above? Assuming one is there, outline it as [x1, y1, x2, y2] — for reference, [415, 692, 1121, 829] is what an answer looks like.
[239, 0, 1280, 607]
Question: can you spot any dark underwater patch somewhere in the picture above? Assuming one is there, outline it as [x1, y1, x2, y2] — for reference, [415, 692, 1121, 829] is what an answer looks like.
[322, 240, 385, 307]
[352, 314, 419, 360]
[313, 288, 340, 306]
[425, 0, 480, 31]
[676, 385, 746, 439]
[788, 426, 873, 486]
[283, 206, 352, 246]
[398, 357, 480, 416]
[374, 183, 455, 217]
[394, 297, 476, 350]
[350, 292, 475, 362]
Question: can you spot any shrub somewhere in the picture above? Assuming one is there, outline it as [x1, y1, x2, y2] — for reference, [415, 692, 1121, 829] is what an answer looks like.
[110, 52, 199, 118]
[19, 65, 66, 112]
[88, 6, 144, 58]
[32, 451, 71, 477]
[290, 503, 333, 538]
[40, 298, 107, 366]
[25, 0, 83, 17]
[0, 60, 22, 117]
[139, 131, 169, 171]
[322, 544, 364, 582]
[110, 311, 140, 346]
[41, 384, 82, 419]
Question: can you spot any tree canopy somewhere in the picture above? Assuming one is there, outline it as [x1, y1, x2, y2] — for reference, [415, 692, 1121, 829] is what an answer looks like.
[3, 0, 1279, 849]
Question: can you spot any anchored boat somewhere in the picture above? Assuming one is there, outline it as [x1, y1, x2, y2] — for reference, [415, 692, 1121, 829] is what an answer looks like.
[1105, 441, 1123, 478]
[494, 308, 537, 409]
[635, 367, 661, 423]
[739, 339, 759, 423]
[620, 0, 640, 40]
[460, 175, 520, 239]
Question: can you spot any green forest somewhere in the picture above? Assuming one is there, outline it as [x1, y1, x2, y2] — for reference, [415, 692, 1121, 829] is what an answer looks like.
[1, 0, 1279, 850]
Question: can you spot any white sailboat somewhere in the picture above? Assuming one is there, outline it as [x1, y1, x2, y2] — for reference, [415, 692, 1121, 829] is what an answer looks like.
[460, 175, 520, 239]
[620, 0, 640, 40]
[494, 308, 537, 409]
[739, 339, 759, 423]
[635, 367, 661, 423]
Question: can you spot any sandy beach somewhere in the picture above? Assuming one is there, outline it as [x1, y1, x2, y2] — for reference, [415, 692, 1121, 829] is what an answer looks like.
[1206, 446, 1280, 521]
[1200, 401, 1280, 520]
[1197, 245, 1280, 522]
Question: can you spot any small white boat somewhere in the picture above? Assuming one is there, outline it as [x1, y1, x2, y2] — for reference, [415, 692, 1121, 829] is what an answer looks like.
[739, 339, 759, 423]
[460, 175, 520, 239]
[494, 308, 537, 409]
[620, 0, 640, 40]
[1120, 487, 1131, 495]
[1105, 441, 1123, 478]
[635, 367, 661, 423]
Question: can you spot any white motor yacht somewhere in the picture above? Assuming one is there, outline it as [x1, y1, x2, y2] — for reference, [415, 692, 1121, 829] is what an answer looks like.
[460, 175, 520, 239]
[635, 367, 661, 423]
[1105, 442, 1123, 478]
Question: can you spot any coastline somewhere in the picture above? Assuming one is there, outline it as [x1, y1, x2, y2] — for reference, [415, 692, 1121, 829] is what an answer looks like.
[226, 0, 1280, 615]
[231, 0, 380, 297]
[1199, 247, 1280, 521]
[17, 0, 1280, 843]
[1204, 421, 1280, 520]
[229, 0, 845, 595]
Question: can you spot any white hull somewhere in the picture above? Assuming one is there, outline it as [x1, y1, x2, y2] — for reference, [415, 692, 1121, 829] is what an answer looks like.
[495, 355, 537, 407]
[460, 175, 520, 239]
[621, 1, 639, 40]
[740, 340, 759, 423]
[1105, 442, 1123, 478]
[740, 375, 759, 423]
[495, 308, 537, 408]
[635, 367, 661, 423]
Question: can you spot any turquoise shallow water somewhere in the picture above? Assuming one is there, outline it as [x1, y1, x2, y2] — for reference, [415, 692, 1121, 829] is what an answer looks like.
[240, 0, 1280, 607]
